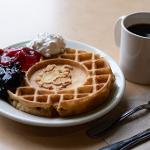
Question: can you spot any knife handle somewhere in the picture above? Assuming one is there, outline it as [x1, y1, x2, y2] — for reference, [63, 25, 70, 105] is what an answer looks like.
[99, 128, 150, 150]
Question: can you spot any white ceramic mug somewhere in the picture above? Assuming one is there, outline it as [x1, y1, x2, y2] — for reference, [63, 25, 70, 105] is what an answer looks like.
[115, 12, 150, 84]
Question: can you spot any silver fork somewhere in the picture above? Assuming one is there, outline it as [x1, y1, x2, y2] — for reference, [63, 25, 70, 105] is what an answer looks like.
[87, 101, 150, 138]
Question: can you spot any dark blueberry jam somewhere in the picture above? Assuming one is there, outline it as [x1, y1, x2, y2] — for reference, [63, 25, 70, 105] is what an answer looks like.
[0, 63, 25, 99]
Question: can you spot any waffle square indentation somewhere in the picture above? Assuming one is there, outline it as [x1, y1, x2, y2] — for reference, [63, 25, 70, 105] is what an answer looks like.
[18, 87, 35, 96]
[78, 53, 92, 61]
[78, 85, 93, 93]
[36, 95, 48, 102]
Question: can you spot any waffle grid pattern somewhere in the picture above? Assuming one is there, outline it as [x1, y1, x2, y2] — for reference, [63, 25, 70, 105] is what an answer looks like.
[9, 48, 114, 117]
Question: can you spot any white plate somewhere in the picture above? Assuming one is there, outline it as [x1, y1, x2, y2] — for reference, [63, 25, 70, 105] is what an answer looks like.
[0, 40, 125, 127]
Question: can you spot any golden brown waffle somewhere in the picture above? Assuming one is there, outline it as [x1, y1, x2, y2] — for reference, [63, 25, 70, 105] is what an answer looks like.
[8, 48, 115, 117]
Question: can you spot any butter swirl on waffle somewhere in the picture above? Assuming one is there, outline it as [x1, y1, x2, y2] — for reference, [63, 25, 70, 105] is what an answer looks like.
[8, 48, 115, 117]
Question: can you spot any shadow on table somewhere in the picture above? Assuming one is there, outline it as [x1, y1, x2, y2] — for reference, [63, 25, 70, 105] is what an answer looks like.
[1, 96, 129, 149]
[102, 90, 150, 141]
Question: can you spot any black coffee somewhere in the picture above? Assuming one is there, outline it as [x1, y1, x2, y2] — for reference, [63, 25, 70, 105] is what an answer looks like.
[127, 24, 150, 38]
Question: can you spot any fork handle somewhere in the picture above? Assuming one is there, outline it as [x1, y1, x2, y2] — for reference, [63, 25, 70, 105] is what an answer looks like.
[118, 104, 150, 122]
[99, 128, 150, 150]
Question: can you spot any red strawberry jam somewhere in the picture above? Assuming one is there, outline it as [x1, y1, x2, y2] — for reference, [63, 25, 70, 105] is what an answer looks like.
[0, 47, 41, 71]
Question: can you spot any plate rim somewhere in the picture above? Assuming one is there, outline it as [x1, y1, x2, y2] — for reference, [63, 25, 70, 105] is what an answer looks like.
[0, 40, 125, 127]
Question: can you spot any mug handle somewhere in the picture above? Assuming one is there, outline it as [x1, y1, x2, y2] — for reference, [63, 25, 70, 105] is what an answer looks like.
[114, 16, 125, 48]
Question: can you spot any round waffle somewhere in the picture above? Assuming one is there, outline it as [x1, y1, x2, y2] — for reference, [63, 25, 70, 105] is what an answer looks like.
[8, 48, 115, 117]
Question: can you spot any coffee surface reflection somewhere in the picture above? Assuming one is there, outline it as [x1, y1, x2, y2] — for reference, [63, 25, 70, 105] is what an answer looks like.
[127, 24, 150, 38]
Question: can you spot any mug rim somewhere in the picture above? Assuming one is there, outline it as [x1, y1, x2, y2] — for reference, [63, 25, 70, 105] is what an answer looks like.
[122, 11, 150, 40]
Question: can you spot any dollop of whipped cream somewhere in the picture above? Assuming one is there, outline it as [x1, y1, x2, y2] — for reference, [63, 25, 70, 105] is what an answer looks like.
[27, 33, 65, 57]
